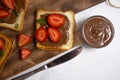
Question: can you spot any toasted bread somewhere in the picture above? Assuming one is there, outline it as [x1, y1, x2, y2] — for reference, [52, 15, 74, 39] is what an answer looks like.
[0, 33, 13, 72]
[0, 0, 28, 31]
[36, 10, 75, 50]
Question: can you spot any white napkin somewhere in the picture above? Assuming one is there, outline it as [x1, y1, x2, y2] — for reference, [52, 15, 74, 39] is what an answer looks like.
[25, 2, 120, 80]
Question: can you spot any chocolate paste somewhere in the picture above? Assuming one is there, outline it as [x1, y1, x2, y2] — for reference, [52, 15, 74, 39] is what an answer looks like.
[40, 14, 69, 48]
[82, 16, 114, 48]
[0, 0, 26, 23]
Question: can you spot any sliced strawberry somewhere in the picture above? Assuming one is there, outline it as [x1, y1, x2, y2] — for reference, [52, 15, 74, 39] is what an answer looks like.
[18, 34, 31, 47]
[0, 9, 10, 18]
[20, 48, 31, 60]
[48, 14, 65, 28]
[48, 27, 61, 43]
[0, 38, 5, 50]
[1, 0, 14, 10]
[36, 27, 48, 42]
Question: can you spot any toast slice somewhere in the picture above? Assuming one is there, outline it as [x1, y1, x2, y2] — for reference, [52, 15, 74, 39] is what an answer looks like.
[0, 33, 13, 72]
[36, 10, 75, 50]
[0, 0, 28, 31]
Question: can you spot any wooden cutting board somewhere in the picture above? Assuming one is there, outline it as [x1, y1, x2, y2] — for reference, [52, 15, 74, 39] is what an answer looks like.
[0, 0, 105, 79]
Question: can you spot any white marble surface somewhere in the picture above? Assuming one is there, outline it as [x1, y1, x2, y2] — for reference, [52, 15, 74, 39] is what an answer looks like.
[26, 2, 120, 80]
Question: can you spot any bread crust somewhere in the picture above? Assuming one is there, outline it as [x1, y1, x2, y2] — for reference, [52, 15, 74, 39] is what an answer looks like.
[0, 33, 14, 72]
[36, 10, 75, 50]
[0, 0, 28, 31]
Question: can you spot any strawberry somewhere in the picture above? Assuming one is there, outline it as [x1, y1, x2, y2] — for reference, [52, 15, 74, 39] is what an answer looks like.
[0, 38, 5, 50]
[1, 0, 14, 10]
[0, 9, 10, 18]
[18, 34, 31, 47]
[36, 27, 48, 42]
[20, 48, 31, 60]
[48, 14, 65, 28]
[48, 27, 61, 43]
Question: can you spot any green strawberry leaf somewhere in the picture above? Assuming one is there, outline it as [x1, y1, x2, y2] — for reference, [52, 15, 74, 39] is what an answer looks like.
[0, 50, 4, 57]
[37, 19, 47, 26]
[14, 23, 19, 29]
[13, 6, 19, 17]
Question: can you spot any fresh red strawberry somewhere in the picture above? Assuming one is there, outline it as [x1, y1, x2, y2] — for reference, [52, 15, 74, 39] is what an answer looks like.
[48, 14, 65, 28]
[0, 9, 10, 18]
[18, 34, 31, 47]
[20, 48, 31, 60]
[48, 27, 61, 43]
[1, 0, 14, 9]
[36, 27, 48, 42]
[0, 38, 5, 50]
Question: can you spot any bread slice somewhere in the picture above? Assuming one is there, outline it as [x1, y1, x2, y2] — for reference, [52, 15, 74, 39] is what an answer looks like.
[36, 10, 74, 50]
[0, 0, 28, 31]
[0, 33, 13, 72]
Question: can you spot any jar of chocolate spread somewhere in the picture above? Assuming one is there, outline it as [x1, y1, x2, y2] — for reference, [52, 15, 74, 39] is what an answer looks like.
[82, 16, 114, 48]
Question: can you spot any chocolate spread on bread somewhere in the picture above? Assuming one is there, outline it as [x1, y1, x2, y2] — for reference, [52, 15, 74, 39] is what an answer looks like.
[0, 0, 26, 23]
[82, 16, 114, 48]
[40, 14, 69, 48]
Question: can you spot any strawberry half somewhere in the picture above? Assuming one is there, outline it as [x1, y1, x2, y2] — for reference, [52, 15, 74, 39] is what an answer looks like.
[48, 14, 65, 28]
[1, 0, 14, 10]
[0, 8, 10, 18]
[18, 34, 31, 47]
[36, 27, 48, 42]
[20, 48, 31, 60]
[0, 38, 5, 50]
[48, 27, 61, 43]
